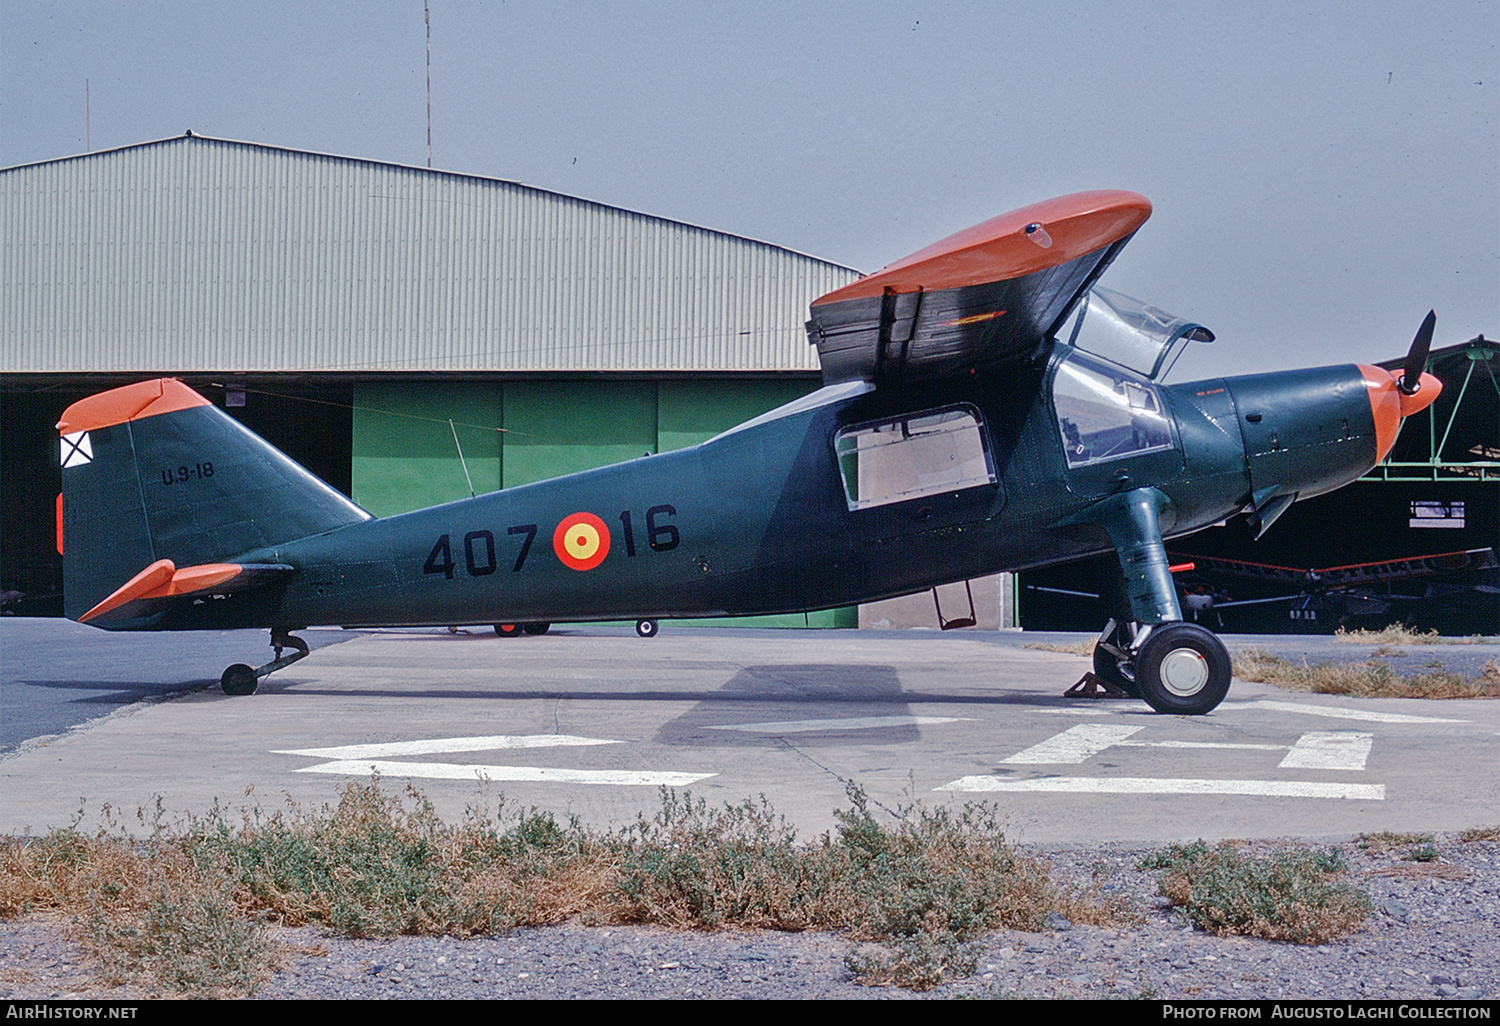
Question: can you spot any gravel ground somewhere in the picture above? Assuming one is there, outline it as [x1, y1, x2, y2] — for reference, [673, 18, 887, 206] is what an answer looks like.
[2, 835, 1496, 1001]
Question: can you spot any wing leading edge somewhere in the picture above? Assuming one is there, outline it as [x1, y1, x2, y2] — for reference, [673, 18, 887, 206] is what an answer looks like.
[807, 191, 1151, 387]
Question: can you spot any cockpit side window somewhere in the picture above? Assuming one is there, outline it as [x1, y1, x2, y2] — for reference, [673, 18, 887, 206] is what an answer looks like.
[834, 405, 995, 510]
[1054, 352, 1175, 467]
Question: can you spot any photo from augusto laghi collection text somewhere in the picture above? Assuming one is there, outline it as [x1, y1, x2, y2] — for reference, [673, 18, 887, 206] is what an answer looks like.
[1161, 1006, 1493, 1020]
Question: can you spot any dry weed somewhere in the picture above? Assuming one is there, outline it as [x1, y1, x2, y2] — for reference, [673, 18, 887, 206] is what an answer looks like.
[1, 781, 1131, 995]
[1334, 625, 1496, 645]
[1356, 831, 1434, 854]
[1023, 640, 1095, 656]
[1142, 841, 1370, 944]
[1232, 648, 1500, 698]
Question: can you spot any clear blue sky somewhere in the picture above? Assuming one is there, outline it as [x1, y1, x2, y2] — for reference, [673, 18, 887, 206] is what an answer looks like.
[2, 1, 1494, 379]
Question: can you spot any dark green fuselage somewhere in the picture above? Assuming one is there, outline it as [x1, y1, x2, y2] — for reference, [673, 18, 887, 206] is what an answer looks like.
[212, 345, 1379, 631]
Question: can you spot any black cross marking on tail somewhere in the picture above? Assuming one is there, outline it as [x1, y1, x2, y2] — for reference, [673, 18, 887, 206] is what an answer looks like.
[61, 431, 92, 468]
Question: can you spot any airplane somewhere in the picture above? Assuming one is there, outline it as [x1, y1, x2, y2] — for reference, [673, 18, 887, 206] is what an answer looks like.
[53, 190, 1443, 715]
[1165, 547, 1498, 629]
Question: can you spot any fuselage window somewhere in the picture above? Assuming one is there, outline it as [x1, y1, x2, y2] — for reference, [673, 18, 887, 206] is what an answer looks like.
[1054, 351, 1175, 468]
[834, 406, 995, 511]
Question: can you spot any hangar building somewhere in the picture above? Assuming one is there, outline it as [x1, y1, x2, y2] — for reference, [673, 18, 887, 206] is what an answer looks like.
[0, 133, 863, 624]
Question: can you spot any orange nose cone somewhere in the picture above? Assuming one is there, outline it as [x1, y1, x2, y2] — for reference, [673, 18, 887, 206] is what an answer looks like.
[1359, 366, 1442, 463]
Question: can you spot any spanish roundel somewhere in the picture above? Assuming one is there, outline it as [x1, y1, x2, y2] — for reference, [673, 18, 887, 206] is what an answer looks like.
[553, 512, 611, 571]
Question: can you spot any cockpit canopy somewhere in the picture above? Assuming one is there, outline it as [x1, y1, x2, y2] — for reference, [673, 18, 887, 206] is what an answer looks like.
[1058, 286, 1214, 381]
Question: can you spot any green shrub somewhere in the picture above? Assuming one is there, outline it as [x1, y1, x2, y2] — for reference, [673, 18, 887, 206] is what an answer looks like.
[1143, 841, 1370, 944]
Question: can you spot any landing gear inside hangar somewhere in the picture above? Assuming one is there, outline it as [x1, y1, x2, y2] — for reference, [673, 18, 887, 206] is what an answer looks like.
[220, 628, 310, 697]
[1088, 617, 1231, 715]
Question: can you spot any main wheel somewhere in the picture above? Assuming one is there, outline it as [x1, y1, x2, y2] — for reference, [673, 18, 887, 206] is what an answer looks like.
[221, 664, 259, 696]
[1134, 622, 1231, 715]
[494, 623, 521, 637]
[635, 619, 658, 638]
[522, 622, 551, 636]
[1091, 624, 1140, 698]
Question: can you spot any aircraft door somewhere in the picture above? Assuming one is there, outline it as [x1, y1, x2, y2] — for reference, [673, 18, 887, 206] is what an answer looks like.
[833, 404, 1003, 590]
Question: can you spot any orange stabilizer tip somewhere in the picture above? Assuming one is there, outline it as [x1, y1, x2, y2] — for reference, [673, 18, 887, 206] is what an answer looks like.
[79, 559, 176, 623]
[57, 379, 210, 435]
[79, 560, 244, 623]
[1169, 562, 1196, 574]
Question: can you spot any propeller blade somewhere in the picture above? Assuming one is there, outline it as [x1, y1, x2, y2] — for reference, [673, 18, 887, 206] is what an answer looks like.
[1400, 310, 1436, 395]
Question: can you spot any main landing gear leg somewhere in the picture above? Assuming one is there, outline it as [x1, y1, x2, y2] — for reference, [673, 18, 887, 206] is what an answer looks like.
[1076, 487, 1233, 715]
[220, 628, 310, 696]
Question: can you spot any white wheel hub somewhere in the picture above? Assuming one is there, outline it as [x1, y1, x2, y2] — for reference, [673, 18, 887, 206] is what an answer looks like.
[1159, 648, 1209, 696]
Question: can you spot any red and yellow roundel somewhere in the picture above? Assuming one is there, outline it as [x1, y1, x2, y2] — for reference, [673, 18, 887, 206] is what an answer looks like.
[553, 512, 611, 571]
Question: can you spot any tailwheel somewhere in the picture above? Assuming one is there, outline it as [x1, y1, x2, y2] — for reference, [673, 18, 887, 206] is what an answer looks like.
[221, 629, 310, 695]
[635, 619, 659, 638]
[221, 663, 259, 696]
[1134, 622, 1231, 715]
[1091, 622, 1140, 698]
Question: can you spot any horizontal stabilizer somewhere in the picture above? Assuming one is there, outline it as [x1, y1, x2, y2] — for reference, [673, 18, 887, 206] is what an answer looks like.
[807, 191, 1151, 387]
[79, 558, 294, 628]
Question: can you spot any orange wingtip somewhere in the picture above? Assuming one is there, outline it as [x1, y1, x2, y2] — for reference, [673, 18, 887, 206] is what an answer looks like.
[813, 190, 1152, 305]
[79, 559, 243, 623]
[57, 379, 210, 435]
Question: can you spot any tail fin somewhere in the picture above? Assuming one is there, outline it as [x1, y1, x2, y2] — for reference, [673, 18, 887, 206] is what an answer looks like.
[58, 379, 369, 625]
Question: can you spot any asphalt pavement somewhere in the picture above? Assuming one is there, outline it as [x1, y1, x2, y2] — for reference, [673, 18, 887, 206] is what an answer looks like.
[2, 618, 1497, 844]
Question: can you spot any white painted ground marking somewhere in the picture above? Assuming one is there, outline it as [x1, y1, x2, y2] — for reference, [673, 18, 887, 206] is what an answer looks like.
[275, 735, 708, 787]
[1002, 725, 1143, 764]
[1278, 731, 1374, 771]
[938, 776, 1384, 799]
[1224, 700, 1466, 724]
[1042, 708, 1115, 716]
[274, 735, 616, 760]
[706, 715, 968, 734]
[295, 759, 714, 786]
[1116, 740, 1286, 752]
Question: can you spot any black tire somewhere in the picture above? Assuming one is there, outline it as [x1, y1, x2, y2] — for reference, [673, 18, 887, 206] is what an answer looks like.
[1091, 626, 1140, 698]
[1134, 622, 1231, 715]
[494, 623, 521, 637]
[635, 619, 659, 638]
[522, 622, 551, 636]
[221, 664, 259, 696]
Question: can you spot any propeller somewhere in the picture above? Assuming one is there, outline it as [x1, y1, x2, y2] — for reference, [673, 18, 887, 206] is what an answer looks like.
[1358, 311, 1443, 464]
[1399, 310, 1436, 396]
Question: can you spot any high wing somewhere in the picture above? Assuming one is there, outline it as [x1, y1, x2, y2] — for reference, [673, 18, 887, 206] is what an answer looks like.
[806, 190, 1151, 387]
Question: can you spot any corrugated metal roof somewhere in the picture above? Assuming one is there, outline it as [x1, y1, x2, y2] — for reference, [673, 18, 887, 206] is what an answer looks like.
[0, 134, 858, 373]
